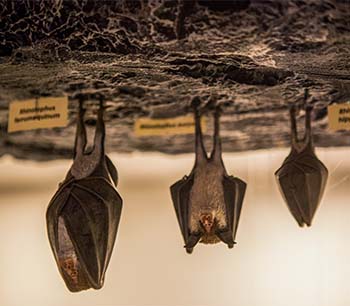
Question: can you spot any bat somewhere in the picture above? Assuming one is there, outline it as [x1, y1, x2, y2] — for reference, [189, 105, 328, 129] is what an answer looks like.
[170, 98, 247, 254]
[275, 96, 328, 227]
[46, 96, 123, 292]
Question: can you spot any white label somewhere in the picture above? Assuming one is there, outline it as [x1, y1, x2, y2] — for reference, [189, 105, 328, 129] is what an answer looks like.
[134, 116, 206, 136]
[328, 103, 350, 131]
[8, 96, 68, 132]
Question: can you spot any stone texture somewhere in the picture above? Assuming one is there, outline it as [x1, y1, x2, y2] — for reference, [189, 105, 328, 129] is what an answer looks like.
[0, 0, 350, 160]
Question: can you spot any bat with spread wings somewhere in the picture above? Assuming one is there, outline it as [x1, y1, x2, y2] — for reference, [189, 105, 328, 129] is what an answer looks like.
[275, 93, 328, 227]
[46, 96, 122, 292]
[170, 98, 247, 254]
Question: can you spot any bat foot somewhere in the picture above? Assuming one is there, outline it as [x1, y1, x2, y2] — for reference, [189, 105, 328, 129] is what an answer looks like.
[303, 88, 309, 105]
[303, 88, 312, 108]
[78, 96, 86, 114]
[98, 94, 105, 109]
[191, 96, 201, 110]
[204, 94, 218, 111]
[288, 103, 300, 115]
[287, 103, 295, 111]
[214, 104, 222, 119]
[305, 104, 313, 113]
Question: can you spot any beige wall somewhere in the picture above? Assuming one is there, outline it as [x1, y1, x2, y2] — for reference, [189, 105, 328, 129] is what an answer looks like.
[0, 148, 349, 306]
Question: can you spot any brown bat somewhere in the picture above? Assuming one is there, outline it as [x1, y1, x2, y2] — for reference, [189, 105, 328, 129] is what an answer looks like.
[46, 96, 122, 292]
[170, 99, 246, 253]
[275, 93, 328, 227]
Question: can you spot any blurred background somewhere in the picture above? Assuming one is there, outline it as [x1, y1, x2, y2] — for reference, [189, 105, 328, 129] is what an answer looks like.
[0, 147, 349, 306]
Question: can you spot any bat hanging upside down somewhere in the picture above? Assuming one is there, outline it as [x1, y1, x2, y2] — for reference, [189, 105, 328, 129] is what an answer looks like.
[275, 91, 328, 227]
[46, 96, 122, 292]
[170, 98, 247, 254]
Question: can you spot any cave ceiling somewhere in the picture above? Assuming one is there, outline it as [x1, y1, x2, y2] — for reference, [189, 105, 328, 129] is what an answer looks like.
[0, 0, 350, 160]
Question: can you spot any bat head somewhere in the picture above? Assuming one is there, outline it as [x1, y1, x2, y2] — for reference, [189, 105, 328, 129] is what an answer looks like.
[200, 213, 214, 233]
[198, 213, 222, 244]
[54, 216, 105, 292]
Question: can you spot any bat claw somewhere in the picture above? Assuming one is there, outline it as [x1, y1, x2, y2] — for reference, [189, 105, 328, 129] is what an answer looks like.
[305, 104, 313, 112]
[204, 94, 218, 111]
[288, 103, 300, 113]
[98, 94, 105, 108]
[303, 88, 309, 103]
[191, 96, 201, 110]
[214, 105, 222, 118]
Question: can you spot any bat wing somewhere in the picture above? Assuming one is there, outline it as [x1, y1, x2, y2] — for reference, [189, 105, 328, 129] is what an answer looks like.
[275, 153, 328, 226]
[105, 155, 118, 186]
[217, 175, 247, 248]
[170, 174, 200, 253]
[46, 177, 122, 292]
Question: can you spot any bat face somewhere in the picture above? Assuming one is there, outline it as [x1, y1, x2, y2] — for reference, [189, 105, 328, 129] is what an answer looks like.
[46, 97, 122, 292]
[170, 101, 246, 254]
[275, 104, 328, 227]
[200, 213, 214, 233]
[199, 216, 221, 244]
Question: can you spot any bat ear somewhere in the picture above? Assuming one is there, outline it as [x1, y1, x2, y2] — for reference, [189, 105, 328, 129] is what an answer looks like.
[184, 233, 201, 253]
[216, 230, 235, 248]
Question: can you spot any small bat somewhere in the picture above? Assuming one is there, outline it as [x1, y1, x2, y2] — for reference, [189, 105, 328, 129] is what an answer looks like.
[46, 96, 122, 292]
[275, 97, 328, 227]
[170, 98, 246, 254]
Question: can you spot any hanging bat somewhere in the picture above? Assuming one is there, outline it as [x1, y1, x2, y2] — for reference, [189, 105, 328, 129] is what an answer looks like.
[170, 98, 247, 254]
[46, 96, 122, 292]
[275, 96, 328, 227]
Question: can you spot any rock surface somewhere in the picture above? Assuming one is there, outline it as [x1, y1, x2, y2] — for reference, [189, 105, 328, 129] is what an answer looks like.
[0, 0, 350, 161]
